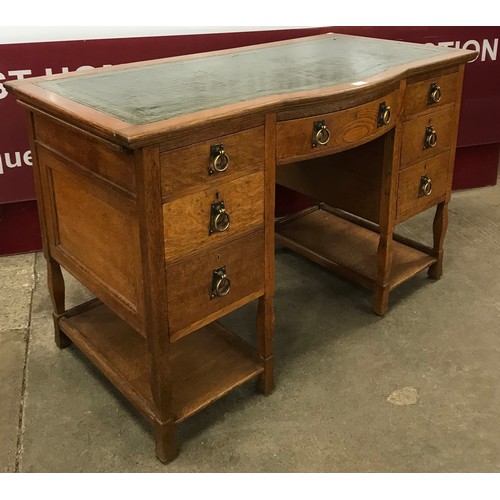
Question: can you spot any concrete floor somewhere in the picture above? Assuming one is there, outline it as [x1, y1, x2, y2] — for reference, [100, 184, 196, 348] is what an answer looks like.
[1, 181, 499, 472]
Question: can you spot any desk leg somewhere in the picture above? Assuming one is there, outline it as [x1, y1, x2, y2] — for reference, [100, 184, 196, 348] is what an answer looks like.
[428, 201, 448, 280]
[256, 295, 275, 395]
[150, 351, 178, 463]
[373, 232, 393, 316]
[47, 258, 71, 349]
[373, 124, 399, 316]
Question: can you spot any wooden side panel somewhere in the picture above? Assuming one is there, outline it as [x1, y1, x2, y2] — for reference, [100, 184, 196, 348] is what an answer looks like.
[400, 105, 455, 167]
[396, 152, 449, 223]
[37, 145, 142, 321]
[160, 126, 264, 197]
[163, 171, 264, 261]
[166, 231, 265, 339]
[33, 112, 136, 193]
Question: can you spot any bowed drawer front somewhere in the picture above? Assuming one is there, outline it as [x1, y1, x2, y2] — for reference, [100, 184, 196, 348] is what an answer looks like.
[276, 89, 399, 162]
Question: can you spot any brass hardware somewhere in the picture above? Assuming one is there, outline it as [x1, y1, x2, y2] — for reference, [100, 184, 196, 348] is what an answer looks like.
[312, 120, 330, 147]
[209, 144, 229, 174]
[209, 200, 230, 235]
[419, 175, 433, 197]
[211, 266, 231, 299]
[378, 102, 391, 126]
[428, 83, 442, 105]
[424, 126, 438, 149]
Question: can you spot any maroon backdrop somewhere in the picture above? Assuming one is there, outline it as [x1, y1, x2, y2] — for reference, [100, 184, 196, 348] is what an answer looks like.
[1, 27, 499, 255]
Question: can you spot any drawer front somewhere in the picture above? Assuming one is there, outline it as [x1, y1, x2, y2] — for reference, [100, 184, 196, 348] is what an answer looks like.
[396, 152, 449, 222]
[166, 230, 265, 337]
[403, 71, 459, 117]
[163, 171, 264, 261]
[160, 126, 264, 197]
[400, 106, 455, 168]
[276, 90, 399, 162]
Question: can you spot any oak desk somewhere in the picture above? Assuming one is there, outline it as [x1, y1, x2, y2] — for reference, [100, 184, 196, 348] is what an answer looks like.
[6, 34, 475, 463]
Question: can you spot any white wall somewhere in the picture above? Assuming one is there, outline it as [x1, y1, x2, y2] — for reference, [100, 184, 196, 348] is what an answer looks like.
[0, 26, 304, 45]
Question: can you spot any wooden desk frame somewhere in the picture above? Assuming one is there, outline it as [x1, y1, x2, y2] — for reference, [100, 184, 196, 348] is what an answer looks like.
[5, 34, 476, 463]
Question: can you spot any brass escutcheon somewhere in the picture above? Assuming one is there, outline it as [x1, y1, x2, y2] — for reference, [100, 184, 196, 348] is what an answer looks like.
[419, 175, 433, 197]
[428, 83, 442, 105]
[312, 120, 330, 147]
[209, 144, 229, 174]
[378, 102, 391, 126]
[211, 267, 231, 299]
[424, 126, 438, 149]
[209, 200, 230, 234]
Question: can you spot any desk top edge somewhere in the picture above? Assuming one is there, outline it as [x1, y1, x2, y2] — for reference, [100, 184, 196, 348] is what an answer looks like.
[6, 33, 476, 148]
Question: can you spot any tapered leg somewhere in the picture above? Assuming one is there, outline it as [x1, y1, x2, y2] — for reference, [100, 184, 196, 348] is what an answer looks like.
[256, 295, 275, 395]
[428, 202, 448, 280]
[373, 232, 393, 316]
[47, 258, 71, 348]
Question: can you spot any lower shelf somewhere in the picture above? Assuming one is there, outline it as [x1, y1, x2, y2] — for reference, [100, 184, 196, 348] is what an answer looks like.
[59, 301, 263, 425]
[275, 206, 437, 291]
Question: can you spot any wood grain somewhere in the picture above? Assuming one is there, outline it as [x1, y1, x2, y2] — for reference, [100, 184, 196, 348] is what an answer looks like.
[163, 171, 264, 261]
[161, 126, 264, 198]
[276, 137, 384, 223]
[59, 301, 263, 425]
[276, 90, 399, 163]
[166, 230, 265, 337]
[33, 111, 136, 193]
[275, 208, 437, 292]
[403, 70, 459, 118]
[400, 105, 455, 167]
[37, 146, 142, 316]
[396, 152, 449, 223]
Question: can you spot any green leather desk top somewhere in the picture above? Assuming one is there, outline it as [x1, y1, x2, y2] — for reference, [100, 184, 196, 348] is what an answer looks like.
[37, 34, 459, 125]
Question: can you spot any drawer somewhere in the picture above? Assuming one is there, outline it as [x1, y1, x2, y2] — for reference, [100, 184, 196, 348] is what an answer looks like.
[276, 90, 399, 163]
[403, 71, 459, 117]
[160, 126, 264, 197]
[396, 152, 449, 222]
[400, 106, 455, 168]
[166, 230, 265, 338]
[163, 171, 264, 261]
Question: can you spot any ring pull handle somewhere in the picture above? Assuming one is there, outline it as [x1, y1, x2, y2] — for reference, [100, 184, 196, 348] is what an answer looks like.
[424, 126, 438, 149]
[209, 144, 229, 174]
[419, 175, 433, 197]
[378, 102, 391, 126]
[209, 200, 230, 235]
[428, 83, 442, 105]
[312, 120, 330, 147]
[211, 266, 231, 299]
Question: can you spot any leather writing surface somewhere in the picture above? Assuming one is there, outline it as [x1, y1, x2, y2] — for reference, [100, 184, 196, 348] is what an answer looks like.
[38, 35, 454, 125]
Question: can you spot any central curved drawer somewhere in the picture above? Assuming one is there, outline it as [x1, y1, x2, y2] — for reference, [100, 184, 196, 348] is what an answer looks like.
[276, 89, 399, 163]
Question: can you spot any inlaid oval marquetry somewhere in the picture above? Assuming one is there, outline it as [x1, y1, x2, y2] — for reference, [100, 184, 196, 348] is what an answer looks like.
[276, 90, 400, 163]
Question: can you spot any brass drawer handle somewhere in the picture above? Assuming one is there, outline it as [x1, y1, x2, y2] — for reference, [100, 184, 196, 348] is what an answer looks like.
[209, 144, 229, 174]
[312, 120, 330, 147]
[378, 102, 391, 126]
[424, 126, 438, 149]
[209, 200, 230, 234]
[428, 83, 442, 105]
[211, 266, 231, 298]
[419, 175, 433, 197]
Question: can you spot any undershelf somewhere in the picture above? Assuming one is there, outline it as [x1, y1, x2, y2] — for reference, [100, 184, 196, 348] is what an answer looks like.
[275, 206, 437, 291]
[58, 301, 263, 425]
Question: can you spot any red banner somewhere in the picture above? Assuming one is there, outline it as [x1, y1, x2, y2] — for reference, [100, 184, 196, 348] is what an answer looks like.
[1, 27, 499, 255]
